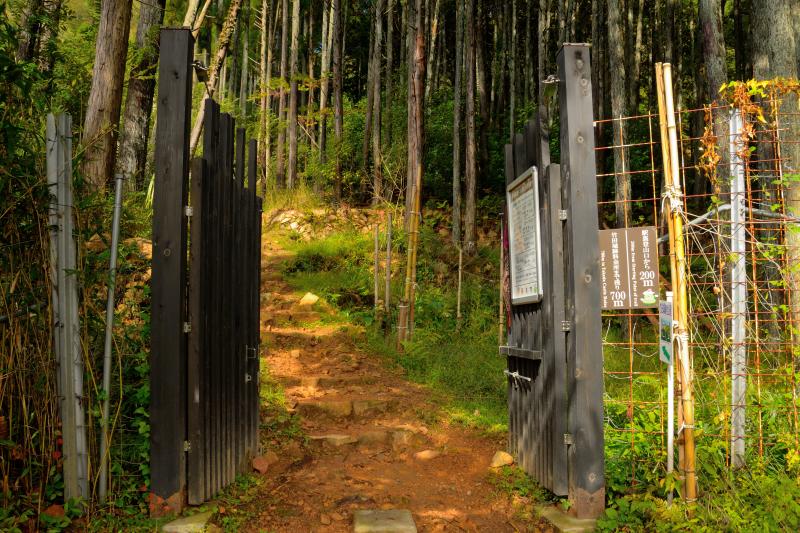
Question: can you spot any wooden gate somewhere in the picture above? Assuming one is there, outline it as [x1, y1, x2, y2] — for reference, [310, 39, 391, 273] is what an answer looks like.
[503, 44, 604, 518]
[150, 29, 262, 513]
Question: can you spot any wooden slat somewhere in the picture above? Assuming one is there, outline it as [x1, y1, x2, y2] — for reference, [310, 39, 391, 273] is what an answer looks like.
[187, 157, 207, 505]
[236, 128, 246, 183]
[150, 28, 193, 509]
[558, 43, 605, 518]
[547, 163, 569, 495]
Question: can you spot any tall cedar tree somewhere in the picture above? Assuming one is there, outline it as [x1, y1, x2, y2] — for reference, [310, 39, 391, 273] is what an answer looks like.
[81, 0, 133, 191]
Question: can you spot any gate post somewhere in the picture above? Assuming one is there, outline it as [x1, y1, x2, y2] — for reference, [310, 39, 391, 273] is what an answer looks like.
[557, 44, 605, 518]
[150, 28, 194, 515]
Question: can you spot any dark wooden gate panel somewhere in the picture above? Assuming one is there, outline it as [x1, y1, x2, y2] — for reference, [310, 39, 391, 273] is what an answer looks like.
[151, 30, 262, 509]
[185, 102, 262, 505]
[503, 44, 603, 517]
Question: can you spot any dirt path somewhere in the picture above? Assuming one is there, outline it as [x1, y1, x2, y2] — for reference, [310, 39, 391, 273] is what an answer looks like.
[236, 236, 550, 532]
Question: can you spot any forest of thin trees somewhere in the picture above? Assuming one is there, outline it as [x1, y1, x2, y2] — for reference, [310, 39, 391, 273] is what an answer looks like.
[9, 0, 800, 250]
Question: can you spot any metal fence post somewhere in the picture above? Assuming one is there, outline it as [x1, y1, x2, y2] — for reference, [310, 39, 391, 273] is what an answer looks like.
[729, 109, 747, 469]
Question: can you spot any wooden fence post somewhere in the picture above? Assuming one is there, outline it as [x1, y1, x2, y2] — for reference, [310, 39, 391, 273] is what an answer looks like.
[557, 43, 605, 518]
[150, 28, 193, 514]
[46, 113, 88, 501]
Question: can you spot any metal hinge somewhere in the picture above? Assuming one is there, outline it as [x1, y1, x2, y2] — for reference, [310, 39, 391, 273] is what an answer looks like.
[564, 433, 573, 445]
[558, 209, 568, 221]
[184, 205, 193, 217]
[183, 322, 191, 333]
[246, 344, 259, 360]
[561, 320, 571, 332]
[184, 440, 191, 452]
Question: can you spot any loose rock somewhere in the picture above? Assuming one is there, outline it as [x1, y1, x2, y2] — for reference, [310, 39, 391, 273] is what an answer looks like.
[252, 450, 279, 474]
[490, 450, 514, 468]
[413, 449, 441, 461]
[299, 292, 320, 306]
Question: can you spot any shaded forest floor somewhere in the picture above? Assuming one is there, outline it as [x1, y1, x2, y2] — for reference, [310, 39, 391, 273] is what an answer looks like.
[218, 228, 553, 532]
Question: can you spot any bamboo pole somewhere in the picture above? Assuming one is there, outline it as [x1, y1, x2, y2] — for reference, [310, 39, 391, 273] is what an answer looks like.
[385, 213, 392, 312]
[657, 62, 697, 503]
[374, 223, 380, 311]
[456, 244, 463, 328]
[498, 216, 504, 345]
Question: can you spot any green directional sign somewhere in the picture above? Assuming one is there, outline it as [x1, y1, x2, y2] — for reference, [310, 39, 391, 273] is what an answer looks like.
[659, 299, 673, 365]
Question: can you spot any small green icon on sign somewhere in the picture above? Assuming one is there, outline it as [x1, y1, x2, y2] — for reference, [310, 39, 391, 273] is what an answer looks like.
[641, 289, 657, 305]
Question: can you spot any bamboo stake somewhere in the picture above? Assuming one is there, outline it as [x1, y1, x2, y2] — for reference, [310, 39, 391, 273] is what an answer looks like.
[498, 216, 504, 345]
[385, 213, 392, 312]
[659, 62, 697, 503]
[374, 223, 380, 311]
[456, 244, 463, 328]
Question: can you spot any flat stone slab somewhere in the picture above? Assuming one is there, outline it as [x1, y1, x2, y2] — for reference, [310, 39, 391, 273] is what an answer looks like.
[535, 505, 597, 533]
[162, 511, 218, 533]
[353, 510, 417, 533]
[310, 434, 358, 446]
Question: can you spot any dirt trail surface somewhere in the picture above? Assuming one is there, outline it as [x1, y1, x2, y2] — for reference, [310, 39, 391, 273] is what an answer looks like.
[238, 234, 550, 532]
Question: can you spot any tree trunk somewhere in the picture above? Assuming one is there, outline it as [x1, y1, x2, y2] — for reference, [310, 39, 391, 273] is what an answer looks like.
[363, 22, 376, 171]
[607, 0, 630, 228]
[117, 0, 166, 190]
[239, 5, 250, 118]
[319, 0, 334, 166]
[17, 0, 44, 62]
[424, 0, 441, 103]
[287, 0, 300, 189]
[476, 9, 489, 174]
[627, 0, 645, 112]
[305, 8, 316, 165]
[404, 0, 418, 226]
[464, 0, 477, 254]
[509, 0, 516, 142]
[188, 0, 244, 155]
[333, 0, 344, 200]
[276, 0, 289, 187]
[385, 0, 394, 147]
[372, 0, 385, 204]
[81, 0, 133, 191]
[752, 0, 800, 329]
[452, 0, 464, 244]
[183, 0, 202, 27]
[258, 0, 272, 195]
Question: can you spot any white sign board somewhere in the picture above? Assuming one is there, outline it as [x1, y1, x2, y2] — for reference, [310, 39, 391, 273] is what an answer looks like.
[659, 299, 673, 364]
[506, 166, 543, 304]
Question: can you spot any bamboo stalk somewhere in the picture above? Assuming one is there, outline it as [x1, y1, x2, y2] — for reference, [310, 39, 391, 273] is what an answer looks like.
[456, 244, 463, 328]
[658, 62, 697, 503]
[374, 223, 380, 311]
[385, 213, 392, 312]
[497, 216, 503, 345]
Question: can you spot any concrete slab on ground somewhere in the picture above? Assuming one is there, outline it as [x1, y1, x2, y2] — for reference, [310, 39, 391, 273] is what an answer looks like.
[162, 511, 220, 533]
[535, 505, 597, 533]
[353, 509, 417, 533]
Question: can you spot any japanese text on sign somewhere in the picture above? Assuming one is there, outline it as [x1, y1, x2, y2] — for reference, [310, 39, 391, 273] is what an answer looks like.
[598, 227, 659, 309]
[506, 166, 543, 304]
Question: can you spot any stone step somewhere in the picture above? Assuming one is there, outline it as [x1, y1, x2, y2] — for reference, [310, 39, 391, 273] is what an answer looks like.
[277, 374, 376, 388]
[353, 509, 417, 533]
[308, 427, 428, 452]
[296, 398, 397, 420]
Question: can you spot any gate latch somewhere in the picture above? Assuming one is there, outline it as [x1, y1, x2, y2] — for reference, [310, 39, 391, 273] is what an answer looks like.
[504, 369, 532, 389]
[184, 440, 191, 452]
[563, 433, 574, 446]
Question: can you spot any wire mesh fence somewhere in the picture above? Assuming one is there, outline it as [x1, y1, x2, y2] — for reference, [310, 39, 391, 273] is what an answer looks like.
[596, 81, 800, 494]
